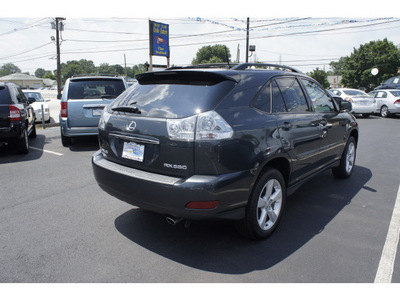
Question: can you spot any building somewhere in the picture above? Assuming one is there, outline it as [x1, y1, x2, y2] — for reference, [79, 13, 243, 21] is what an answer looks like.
[0, 73, 56, 89]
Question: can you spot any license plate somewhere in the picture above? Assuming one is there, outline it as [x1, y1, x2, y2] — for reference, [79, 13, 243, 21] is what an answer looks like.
[92, 108, 103, 116]
[122, 141, 145, 162]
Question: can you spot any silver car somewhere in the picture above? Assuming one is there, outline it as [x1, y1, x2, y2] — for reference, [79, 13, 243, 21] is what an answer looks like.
[368, 89, 400, 118]
[60, 75, 127, 146]
[330, 88, 376, 117]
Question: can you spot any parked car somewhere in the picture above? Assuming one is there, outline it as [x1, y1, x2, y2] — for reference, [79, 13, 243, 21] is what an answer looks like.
[0, 82, 36, 153]
[22, 90, 50, 123]
[330, 88, 375, 117]
[60, 75, 128, 146]
[92, 63, 359, 240]
[368, 89, 400, 117]
[375, 76, 400, 90]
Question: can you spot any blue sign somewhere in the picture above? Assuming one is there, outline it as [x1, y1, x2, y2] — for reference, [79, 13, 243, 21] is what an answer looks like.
[149, 21, 169, 57]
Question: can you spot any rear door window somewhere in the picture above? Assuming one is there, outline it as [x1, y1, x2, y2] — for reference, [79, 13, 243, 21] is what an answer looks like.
[275, 77, 309, 112]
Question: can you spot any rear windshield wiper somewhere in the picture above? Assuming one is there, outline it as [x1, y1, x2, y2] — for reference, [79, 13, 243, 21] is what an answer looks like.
[111, 106, 141, 114]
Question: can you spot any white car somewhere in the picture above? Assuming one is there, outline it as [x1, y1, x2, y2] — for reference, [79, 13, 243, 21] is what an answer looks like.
[368, 89, 400, 118]
[22, 90, 51, 123]
[330, 88, 376, 117]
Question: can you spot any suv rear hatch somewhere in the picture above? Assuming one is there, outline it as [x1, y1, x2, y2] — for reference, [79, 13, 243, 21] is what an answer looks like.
[65, 77, 126, 127]
[99, 70, 238, 178]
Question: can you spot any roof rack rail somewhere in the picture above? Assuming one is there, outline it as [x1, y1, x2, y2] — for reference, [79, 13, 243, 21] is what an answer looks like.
[232, 63, 302, 73]
[166, 63, 238, 70]
[166, 63, 302, 73]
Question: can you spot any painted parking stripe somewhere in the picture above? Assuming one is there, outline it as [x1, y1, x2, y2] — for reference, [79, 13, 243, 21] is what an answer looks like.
[30, 147, 64, 156]
[374, 184, 400, 283]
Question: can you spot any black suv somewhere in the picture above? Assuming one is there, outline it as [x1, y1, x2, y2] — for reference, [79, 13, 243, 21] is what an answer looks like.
[0, 82, 36, 154]
[92, 63, 358, 239]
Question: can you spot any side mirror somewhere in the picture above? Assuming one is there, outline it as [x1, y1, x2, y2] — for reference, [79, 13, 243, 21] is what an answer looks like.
[340, 100, 352, 112]
[28, 97, 36, 104]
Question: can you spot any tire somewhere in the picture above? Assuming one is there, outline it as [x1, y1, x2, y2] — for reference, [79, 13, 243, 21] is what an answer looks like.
[61, 129, 72, 147]
[380, 105, 390, 118]
[17, 128, 29, 154]
[236, 168, 286, 240]
[332, 136, 356, 179]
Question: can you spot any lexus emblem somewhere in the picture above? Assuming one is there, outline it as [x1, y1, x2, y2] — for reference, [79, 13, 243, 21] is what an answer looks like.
[127, 121, 136, 131]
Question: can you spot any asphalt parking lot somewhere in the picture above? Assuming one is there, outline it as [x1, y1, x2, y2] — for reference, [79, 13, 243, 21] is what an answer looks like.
[0, 115, 399, 283]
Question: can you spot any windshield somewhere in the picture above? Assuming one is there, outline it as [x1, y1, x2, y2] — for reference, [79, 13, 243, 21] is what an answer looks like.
[68, 79, 126, 99]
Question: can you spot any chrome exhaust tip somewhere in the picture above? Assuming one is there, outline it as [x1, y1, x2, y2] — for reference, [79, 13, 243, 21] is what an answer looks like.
[166, 216, 183, 226]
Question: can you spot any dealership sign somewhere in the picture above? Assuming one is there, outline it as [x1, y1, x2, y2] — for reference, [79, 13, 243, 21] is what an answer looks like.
[149, 20, 169, 57]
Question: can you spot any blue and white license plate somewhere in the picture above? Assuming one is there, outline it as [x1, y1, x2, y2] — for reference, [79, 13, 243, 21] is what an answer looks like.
[122, 141, 145, 162]
[92, 108, 103, 116]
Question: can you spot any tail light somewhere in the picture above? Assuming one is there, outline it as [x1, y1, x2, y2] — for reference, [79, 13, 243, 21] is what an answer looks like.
[394, 100, 400, 105]
[61, 102, 68, 117]
[167, 111, 233, 141]
[9, 105, 22, 121]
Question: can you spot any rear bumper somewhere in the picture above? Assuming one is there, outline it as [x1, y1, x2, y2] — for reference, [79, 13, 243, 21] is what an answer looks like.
[351, 104, 376, 114]
[0, 123, 23, 141]
[92, 150, 251, 220]
[60, 117, 99, 136]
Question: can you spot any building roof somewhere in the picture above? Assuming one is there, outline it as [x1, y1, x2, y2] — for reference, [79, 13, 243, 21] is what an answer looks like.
[0, 73, 42, 81]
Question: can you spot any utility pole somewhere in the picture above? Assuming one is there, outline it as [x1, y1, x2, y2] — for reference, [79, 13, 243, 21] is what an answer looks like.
[54, 17, 65, 99]
[246, 17, 250, 63]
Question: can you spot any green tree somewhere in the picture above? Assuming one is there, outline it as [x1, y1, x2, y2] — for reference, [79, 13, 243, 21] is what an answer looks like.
[333, 39, 400, 90]
[61, 59, 96, 83]
[0, 63, 21, 76]
[97, 63, 125, 75]
[127, 64, 147, 78]
[192, 44, 231, 65]
[307, 68, 330, 88]
[35, 68, 46, 78]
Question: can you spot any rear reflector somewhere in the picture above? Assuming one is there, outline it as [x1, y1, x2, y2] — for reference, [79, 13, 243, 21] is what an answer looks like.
[61, 102, 68, 117]
[185, 201, 219, 210]
[9, 105, 22, 121]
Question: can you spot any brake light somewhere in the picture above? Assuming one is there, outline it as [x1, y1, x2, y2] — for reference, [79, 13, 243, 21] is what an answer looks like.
[9, 105, 22, 121]
[394, 100, 400, 105]
[61, 102, 68, 117]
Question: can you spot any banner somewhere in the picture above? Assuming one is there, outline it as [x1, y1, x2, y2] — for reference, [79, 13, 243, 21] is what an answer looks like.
[149, 20, 169, 57]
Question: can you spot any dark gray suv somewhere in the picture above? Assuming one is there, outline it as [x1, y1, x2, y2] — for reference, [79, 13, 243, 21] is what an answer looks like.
[92, 63, 358, 239]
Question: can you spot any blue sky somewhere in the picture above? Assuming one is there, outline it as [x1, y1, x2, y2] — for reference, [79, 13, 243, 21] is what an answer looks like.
[1, 0, 399, 74]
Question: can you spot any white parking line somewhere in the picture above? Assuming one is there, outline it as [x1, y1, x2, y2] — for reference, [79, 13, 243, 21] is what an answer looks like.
[30, 147, 64, 156]
[374, 184, 400, 283]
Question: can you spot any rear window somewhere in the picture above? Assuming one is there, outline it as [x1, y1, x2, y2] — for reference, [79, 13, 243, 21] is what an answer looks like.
[111, 72, 237, 118]
[343, 90, 367, 96]
[390, 90, 400, 97]
[68, 79, 126, 100]
[0, 86, 11, 104]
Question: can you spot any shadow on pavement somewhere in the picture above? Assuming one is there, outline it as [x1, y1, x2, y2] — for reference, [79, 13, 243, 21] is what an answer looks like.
[114, 165, 372, 274]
